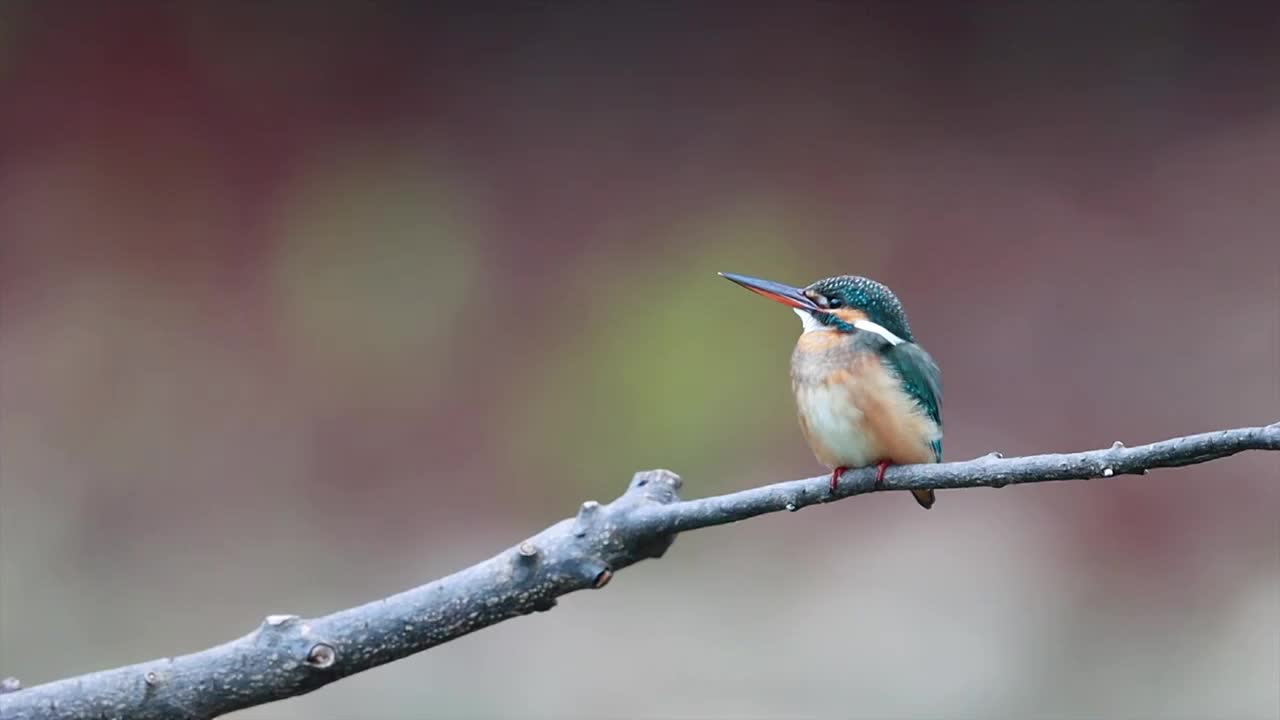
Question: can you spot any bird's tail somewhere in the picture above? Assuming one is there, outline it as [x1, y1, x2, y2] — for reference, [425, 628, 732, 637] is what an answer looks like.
[911, 489, 936, 509]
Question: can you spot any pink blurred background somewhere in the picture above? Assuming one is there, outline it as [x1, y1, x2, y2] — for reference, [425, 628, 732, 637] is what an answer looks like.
[2, 3, 1278, 718]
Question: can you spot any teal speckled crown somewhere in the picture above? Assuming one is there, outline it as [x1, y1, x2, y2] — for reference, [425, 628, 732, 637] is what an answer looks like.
[806, 275, 913, 341]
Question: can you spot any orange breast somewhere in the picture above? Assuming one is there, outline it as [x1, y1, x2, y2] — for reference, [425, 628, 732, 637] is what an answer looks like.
[792, 337, 938, 469]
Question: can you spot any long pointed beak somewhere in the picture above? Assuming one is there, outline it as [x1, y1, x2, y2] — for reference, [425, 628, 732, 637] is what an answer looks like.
[719, 272, 820, 311]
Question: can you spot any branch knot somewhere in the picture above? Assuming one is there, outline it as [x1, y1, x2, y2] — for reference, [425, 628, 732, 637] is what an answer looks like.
[305, 644, 336, 670]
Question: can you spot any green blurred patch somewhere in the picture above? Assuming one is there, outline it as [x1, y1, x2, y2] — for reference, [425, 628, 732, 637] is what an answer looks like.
[270, 142, 482, 412]
[506, 201, 830, 499]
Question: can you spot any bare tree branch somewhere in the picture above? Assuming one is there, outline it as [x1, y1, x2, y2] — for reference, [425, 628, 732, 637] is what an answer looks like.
[3, 423, 1277, 720]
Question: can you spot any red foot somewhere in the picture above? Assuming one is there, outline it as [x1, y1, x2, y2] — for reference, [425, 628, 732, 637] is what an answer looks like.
[829, 466, 848, 495]
[874, 460, 893, 489]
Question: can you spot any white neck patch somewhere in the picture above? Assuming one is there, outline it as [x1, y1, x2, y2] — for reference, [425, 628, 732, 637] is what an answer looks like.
[793, 309, 906, 346]
[853, 318, 905, 345]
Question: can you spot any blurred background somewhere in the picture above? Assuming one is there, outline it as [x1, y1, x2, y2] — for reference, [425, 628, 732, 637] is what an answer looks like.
[2, 2, 1278, 718]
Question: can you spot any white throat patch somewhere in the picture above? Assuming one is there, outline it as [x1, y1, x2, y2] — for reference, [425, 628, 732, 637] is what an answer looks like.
[794, 309, 826, 334]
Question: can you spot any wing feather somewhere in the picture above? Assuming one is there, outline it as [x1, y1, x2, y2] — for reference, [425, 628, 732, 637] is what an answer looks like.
[883, 342, 943, 461]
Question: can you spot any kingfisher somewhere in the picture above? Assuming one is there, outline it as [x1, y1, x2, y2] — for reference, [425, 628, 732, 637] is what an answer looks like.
[720, 272, 942, 509]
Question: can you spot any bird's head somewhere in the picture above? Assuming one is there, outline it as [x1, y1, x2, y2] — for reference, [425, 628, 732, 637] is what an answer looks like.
[719, 272, 914, 343]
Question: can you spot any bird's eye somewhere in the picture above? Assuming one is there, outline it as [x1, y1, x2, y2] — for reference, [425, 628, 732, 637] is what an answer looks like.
[826, 297, 843, 309]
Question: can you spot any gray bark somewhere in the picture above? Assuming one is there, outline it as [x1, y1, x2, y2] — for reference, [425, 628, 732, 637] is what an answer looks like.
[3, 422, 1276, 720]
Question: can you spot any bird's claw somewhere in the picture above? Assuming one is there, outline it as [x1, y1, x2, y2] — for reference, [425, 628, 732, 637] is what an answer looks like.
[829, 462, 892, 496]
[874, 460, 892, 489]
[828, 466, 847, 495]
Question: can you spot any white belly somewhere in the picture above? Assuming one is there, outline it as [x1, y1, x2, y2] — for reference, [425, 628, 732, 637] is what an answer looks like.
[795, 383, 882, 469]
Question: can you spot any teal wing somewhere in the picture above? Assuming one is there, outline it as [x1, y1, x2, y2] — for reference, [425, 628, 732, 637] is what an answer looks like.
[883, 342, 943, 461]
